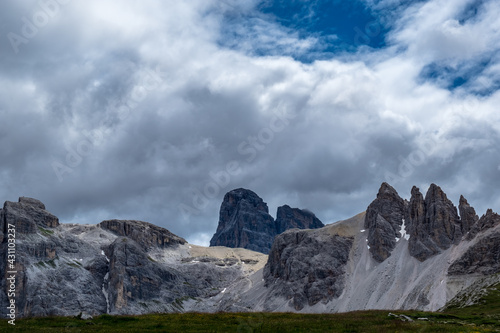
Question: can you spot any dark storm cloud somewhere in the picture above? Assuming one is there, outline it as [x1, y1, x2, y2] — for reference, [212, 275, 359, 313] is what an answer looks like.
[1, 0, 500, 245]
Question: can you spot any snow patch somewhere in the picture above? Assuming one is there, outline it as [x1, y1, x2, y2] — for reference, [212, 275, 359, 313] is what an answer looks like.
[398, 219, 410, 241]
[221, 288, 227, 293]
[367, 245, 371, 250]
[360, 229, 366, 232]
[101, 250, 110, 262]
[102, 272, 110, 314]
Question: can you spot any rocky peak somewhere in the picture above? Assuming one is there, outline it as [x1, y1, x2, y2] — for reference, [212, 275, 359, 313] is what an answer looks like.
[406, 184, 462, 261]
[424, 183, 462, 246]
[99, 220, 186, 251]
[210, 189, 325, 254]
[466, 209, 500, 240]
[19, 197, 46, 210]
[364, 182, 406, 262]
[209, 189, 276, 254]
[275, 205, 324, 234]
[459, 195, 479, 235]
[2, 197, 59, 235]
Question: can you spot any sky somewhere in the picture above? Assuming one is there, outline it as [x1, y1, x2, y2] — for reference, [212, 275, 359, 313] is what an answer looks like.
[1, 0, 500, 246]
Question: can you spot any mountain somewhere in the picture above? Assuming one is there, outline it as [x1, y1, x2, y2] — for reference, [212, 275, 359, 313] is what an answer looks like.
[209, 188, 276, 254]
[209, 188, 324, 254]
[1, 183, 500, 318]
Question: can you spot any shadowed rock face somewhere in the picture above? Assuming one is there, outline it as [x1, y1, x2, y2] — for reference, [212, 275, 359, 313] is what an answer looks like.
[275, 205, 324, 234]
[263, 229, 353, 310]
[99, 220, 186, 251]
[406, 184, 462, 261]
[459, 195, 479, 235]
[209, 189, 276, 254]
[0, 197, 250, 318]
[0, 198, 103, 317]
[210, 189, 325, 254]
[466, 209, 500, 241]
[365, 184, 486, 263]
[449, 231, 500, 275]
[106, 237, 188, 314]
[2, 197, 59, 234]
[364, 183, 406, 262]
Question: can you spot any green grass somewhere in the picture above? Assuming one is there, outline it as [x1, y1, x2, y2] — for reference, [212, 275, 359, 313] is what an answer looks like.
[443, 280, 500, 328]
[1, 310, 498, 332]
[35, 259, 57, 269]
[38, 227, 54, 236]
[66, 260, 83, 269]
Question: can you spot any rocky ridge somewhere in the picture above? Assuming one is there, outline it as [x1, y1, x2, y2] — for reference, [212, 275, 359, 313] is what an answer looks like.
[2, 182, 500, 318]
[364, 183, 488, 262]
[209, 188, 324, 254]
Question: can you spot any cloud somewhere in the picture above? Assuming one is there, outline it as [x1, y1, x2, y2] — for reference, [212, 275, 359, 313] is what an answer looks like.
[0, 0, 499, 246]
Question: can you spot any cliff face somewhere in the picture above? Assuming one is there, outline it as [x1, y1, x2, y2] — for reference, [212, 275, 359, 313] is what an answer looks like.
[0, 197, 268, 318]
[209, 189, 324, 254]
[263, 228, 352, 310]
[364, 183, 482, 262]
[275, 205, 324, 235]
[99, 219, 186, 250]
[209, 189, 276, 254]
[364, 182, 406, 262]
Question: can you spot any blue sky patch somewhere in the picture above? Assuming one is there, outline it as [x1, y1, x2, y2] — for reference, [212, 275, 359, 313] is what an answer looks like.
[418, 56, 498, 95]
[258, 0, 388, 50]
[217, 0, 402, 61]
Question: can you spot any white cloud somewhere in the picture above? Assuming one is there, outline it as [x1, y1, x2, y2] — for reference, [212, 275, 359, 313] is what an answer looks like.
[0, 0, 499, 241]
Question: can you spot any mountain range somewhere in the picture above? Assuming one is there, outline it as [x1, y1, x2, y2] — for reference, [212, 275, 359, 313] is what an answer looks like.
[1, 183, 499, 318]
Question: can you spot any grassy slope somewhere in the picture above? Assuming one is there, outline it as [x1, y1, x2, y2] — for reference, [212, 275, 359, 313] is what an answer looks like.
[2, 283, 499, 332]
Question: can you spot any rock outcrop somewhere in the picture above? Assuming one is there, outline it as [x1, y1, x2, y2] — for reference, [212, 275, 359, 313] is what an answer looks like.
[0, 197, 259, 318]
[99, 220, 186, 251]
[275, 205, 324, 234]
[209, 189, 276, 254]
[364, 183, 492, 263]
[210, 189, 324, 254]
[459, 195, 479, 235]
[2, 197, 59, 234]
[466, 209, 500, 241]
[405, 184, 462, 261]
[448, 231, 500, 275]
[364, 183, 406, 262]
[263, 228, 353, 310]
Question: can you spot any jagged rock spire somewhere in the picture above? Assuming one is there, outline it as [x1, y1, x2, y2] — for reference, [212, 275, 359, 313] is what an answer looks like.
[364, 182, 406, 262]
